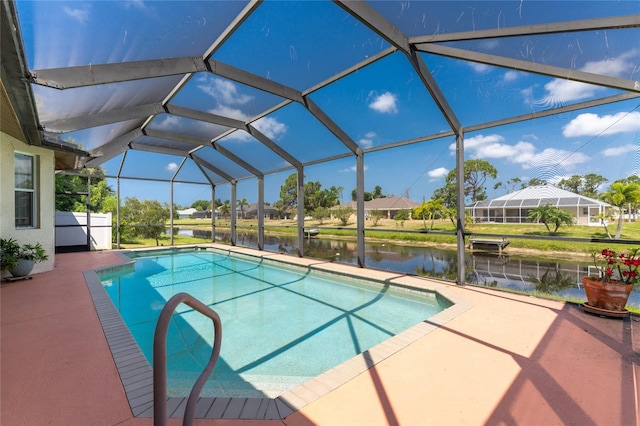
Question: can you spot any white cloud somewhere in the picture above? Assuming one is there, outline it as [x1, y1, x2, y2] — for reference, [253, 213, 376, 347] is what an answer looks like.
[224, 129, 252, 142]
[563, 111, 640, 137]
[542, 50, 638, 103]
[340, 165, 369, 173]
[582, 50, 637, 75]
[502, 70, 519, 82]
[152, 114, 225, 137]
[356, 131, 377, 149]
[209, 105, 250, 121]
[368, 92, 398, 114]
[520, 86, 535, 103]
[223, 116, 287, 143]
[542, 79, 600, 103]
[358, 138, 373, 149]
[428, 167, 448, 180]
[63, 6, 90, 23]
[153, 115, 182, 130]
[478, 39, 499, 51]
[198, 76, 253, 105]
[166, 162, 178, 171]
[124, 0, 148, 10]
[522, 147, 589, 170]
[601, 144, 638, 157]
[469, 62, 491, 73]
[253, 116, 287, 140]
[453, 133, 589, 170]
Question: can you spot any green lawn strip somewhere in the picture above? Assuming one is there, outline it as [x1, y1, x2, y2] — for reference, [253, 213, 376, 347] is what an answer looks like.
[116, 234, 210, 249]
[167, 218, 639, 253]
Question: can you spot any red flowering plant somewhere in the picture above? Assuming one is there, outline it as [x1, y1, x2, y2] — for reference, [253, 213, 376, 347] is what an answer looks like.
[591, 248, 640, 286]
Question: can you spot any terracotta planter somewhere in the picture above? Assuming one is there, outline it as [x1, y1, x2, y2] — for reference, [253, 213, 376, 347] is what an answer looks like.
[582, 277, 633, 311]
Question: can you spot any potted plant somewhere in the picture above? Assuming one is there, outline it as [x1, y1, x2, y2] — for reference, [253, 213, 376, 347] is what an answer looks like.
[583, 248, 640, 316]
[0, 238, 49, 278]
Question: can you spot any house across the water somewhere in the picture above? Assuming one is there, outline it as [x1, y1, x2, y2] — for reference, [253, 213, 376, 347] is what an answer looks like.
[466, 185, 615, 226]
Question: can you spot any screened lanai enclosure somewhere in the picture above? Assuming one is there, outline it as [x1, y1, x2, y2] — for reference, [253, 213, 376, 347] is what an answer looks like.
[467, 185, 616, 225]
[3, 0, 640, 285]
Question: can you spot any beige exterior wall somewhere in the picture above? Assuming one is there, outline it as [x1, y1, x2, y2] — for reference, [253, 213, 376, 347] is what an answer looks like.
[1, 131, 55, 275]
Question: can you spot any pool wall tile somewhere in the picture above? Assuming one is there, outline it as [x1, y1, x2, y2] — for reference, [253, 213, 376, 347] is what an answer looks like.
[274, 396, 296, 417]
[239, 398, 263, 419]
[222, 398, 245, 418]
[194, 397, 214, 417]
[167, 397, 186, 417]
[134, 401, 154, 417]
[86, 245, 474, 421]
[255, 398, 272, 419]
[206, 397, 231, 418]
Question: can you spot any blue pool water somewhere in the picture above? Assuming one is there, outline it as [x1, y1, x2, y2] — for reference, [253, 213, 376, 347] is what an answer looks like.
[100, 248, 446, 398]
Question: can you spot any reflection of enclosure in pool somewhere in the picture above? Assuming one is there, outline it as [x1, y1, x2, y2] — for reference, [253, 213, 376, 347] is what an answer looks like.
[166, 229, 639, 307]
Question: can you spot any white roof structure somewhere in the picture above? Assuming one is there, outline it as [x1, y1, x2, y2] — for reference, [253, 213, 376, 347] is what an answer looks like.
[469, 185, 613, 209]
[468, 185, 615, 225]
[176, 207, 198, 216]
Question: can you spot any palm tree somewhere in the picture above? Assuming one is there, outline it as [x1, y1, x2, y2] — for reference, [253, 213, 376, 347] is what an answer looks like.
[527, 266, 576, 294]
[527, 203, 574, 235]
[592, 211, 616, 239]
[236, 197, 249, 219]
[219, 200, 231, 219]
[600, 182, 640, 239]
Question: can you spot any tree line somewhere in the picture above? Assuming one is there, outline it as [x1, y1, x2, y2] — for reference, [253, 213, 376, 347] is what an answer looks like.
[56, 161, 640, 244]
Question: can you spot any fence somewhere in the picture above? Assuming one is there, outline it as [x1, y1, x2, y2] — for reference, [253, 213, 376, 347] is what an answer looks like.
[55, 212, 112, 252]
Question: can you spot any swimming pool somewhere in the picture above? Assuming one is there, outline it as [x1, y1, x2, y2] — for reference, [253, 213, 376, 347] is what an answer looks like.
[97, 247, 452, 402]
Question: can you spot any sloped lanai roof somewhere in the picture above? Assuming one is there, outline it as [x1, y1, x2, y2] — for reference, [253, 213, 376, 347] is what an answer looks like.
[3, 2, 639, 185]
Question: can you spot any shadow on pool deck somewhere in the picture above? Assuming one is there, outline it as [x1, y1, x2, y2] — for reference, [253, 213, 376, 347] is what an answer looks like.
[1, 247, 639, 425]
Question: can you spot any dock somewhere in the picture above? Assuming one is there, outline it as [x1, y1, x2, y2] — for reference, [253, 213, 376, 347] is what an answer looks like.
[304, 228, 319, 238]
[469, 237, 510, 255]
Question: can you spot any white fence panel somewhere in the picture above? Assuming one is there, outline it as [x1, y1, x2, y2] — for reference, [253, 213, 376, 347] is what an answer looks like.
[55, 212, 112, 250]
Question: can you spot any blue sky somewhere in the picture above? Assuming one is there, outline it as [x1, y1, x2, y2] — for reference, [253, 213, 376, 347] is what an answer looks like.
[17, 0, 640, 208]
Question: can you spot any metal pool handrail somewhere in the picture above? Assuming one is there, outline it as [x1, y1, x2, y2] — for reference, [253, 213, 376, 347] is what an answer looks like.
[153, 292, 222, 426]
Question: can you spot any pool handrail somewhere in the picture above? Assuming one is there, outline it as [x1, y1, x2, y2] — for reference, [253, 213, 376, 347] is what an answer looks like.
[153, 292, 222, 426]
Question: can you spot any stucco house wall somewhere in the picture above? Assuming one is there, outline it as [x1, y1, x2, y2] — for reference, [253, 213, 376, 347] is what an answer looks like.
[1, 132, 56, 275]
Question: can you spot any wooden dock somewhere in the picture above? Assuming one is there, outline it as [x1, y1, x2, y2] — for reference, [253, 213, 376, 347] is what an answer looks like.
[468, 237, 510, 255]
[304, 228, 319, 238]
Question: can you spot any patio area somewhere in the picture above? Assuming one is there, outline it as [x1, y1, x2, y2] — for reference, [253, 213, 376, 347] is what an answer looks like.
[2, 248, 639, 425]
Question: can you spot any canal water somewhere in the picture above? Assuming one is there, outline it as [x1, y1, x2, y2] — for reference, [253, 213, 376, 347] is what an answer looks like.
[167, 227, 640, 308]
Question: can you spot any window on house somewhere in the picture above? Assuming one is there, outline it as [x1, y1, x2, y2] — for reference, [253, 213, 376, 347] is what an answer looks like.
[583, 208, 589, 215]
[15, 153, 37, 228]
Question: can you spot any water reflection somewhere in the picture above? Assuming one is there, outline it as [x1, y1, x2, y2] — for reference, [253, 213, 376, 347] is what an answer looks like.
[165, 228, 640, 308]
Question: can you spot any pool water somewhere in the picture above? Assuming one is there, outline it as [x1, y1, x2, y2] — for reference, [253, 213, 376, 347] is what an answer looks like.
[100, 249, 446, 398]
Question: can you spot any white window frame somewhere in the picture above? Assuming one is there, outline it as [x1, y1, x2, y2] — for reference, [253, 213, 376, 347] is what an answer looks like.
[14, 152, 38, 229]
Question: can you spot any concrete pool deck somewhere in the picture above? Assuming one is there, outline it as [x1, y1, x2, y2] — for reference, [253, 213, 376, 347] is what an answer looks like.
[2, 246, 639, 425]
